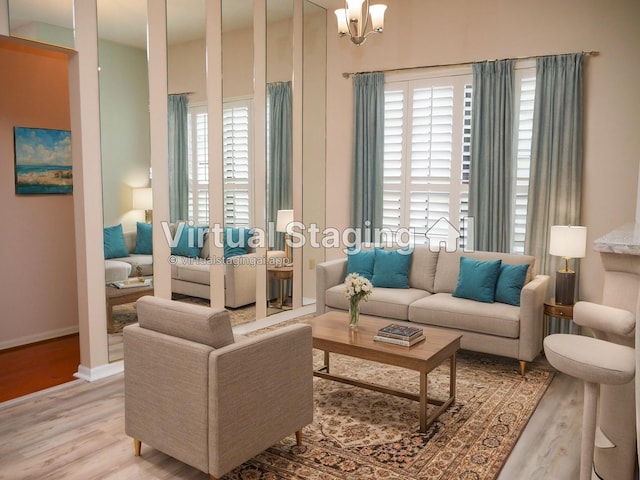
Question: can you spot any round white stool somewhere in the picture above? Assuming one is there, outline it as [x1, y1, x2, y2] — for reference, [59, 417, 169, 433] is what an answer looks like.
[544, 334, 635, 480]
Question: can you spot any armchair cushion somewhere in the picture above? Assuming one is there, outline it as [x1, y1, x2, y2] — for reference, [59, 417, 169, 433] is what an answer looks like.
[137, 296, 234, 349]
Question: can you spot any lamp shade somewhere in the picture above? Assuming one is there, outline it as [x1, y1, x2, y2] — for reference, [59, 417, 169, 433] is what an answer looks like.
[369, 4, 387, 31]
[276, 209, 294, 233]
[334, 9, 349, 34]
[549, 225, 587, 258]
[132, 187, 153, 211]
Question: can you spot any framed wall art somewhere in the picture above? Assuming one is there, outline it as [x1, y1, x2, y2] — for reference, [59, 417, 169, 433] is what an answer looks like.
[14, 126, 72, 195]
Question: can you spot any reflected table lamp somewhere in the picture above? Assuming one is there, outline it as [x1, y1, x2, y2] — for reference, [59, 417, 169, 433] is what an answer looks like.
[133, 187, 153, 223]
[276, 209, 294, 262]
[549, 225, 587, 305]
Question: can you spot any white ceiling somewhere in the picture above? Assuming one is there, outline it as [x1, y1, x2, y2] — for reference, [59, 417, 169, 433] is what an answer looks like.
[8, 0, 331, 49]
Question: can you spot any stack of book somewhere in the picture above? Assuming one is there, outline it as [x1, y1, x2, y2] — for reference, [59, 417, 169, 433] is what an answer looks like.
[373, 323, 425, 347]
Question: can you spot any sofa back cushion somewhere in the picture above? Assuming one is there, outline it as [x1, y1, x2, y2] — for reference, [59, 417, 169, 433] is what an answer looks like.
[408, 245, 439, 293]
[434, 250, 536, 294]
[137, 296, 234, 349]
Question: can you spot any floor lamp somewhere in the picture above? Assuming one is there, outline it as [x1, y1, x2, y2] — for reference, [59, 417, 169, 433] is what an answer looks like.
[549, 225, 587, 305]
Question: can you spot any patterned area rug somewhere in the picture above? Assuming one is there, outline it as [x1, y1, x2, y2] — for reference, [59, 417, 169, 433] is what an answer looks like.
[110, 296, 256, 333]
[227, 319, 554, 480]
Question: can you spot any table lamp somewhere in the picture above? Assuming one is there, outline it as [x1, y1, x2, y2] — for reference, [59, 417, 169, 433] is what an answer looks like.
[549, 225, 587, 305]
[276, 209, 294, 262]
[133, 187, 153, 223]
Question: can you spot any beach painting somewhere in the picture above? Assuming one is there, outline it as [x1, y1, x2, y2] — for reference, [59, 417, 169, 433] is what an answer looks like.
[14, 126, 72, 195]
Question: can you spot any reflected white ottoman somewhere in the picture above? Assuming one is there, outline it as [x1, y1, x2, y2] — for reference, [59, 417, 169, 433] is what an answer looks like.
[544, 334, 635, 480]
[105, 260, 132, 283]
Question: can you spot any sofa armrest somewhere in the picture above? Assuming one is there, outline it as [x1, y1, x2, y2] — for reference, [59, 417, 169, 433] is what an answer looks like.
[208, 324, 313, 478]
[517, 274, 550, 362]
[224, 253, 261, 308]
[574, 301, 635, 337]
[315, 257, 347, 315]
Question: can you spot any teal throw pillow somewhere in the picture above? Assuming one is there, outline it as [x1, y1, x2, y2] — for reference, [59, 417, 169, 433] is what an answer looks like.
[495, 262, 529, 306]
[346, 248, 376, 281]
[223, 227, 253, 258]
[104, 224, 129, 259]
[171, 224, 208, 258]
[133, 222, 152, 255]
[371, 248, 413, 289]
[452, 257, 502, 303]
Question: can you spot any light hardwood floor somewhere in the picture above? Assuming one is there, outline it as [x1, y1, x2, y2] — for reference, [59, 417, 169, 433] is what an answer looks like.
[0, 362, 584, 479]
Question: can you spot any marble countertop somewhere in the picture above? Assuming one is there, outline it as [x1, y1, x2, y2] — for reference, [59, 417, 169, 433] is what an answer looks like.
[593, 223, 640, 255]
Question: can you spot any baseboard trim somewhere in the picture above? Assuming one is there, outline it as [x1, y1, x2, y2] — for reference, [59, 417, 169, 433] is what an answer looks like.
[75, 361, 123, 382]
[0, 326, 79, 351]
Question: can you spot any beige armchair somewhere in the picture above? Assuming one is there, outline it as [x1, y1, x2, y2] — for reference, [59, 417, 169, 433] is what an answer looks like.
[124, 296, 313, 479]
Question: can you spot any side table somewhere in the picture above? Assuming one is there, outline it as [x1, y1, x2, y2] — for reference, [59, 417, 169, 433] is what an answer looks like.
[267, 265, 293, 309]
[543, 298, 574, 338]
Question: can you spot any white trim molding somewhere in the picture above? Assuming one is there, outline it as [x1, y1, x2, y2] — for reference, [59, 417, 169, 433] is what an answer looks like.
[75, 361, 123, 382]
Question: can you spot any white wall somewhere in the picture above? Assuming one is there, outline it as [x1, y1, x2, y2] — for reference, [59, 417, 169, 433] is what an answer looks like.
[323, 0, 640, 303]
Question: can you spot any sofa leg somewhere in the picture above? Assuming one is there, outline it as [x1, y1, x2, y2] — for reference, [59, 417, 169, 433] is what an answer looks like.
[134, 439, 141, 456]
[519, 360, 527, 377]
[210, 475, 218, 480]
[296, 429, 302, 446]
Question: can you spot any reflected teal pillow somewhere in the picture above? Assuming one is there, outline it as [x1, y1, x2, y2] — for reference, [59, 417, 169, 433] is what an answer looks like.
[104, 224, 129, 259]
[371, 248, 413, 289]
[345, 248, 376, 281]
[171, 224, 208, 258]
[495, 263, 529, 306]
[133, 222, 152, 255]
[452, 257, 502, 303]
[223, 227, 253, 258]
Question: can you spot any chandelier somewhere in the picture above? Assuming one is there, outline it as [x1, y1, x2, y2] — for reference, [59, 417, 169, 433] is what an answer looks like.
[335, 0, 387, 46]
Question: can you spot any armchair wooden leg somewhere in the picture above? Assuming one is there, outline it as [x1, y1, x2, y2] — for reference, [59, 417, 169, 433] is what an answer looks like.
[134, 439, 141, 456]
[519, 360, 527, 377]
[296, 429, 302, 446]
[210, 476, 218, 480]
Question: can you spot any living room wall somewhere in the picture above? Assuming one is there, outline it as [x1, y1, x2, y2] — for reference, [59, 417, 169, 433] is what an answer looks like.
[323, 0, 640, 303]
[0, 38, 79, 348]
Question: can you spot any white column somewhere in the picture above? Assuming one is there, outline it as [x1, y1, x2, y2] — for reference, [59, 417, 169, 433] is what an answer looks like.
[147, 0, 171, 300]
[292, 0, 303, 309]
[0, 0, 9, 35]
[206, 0, 225, 308]
[70, 0, 109, 377]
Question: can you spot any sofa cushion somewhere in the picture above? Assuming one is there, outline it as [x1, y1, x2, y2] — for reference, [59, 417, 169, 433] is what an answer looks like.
[453, 257, 502, 303]
[408, 246, 439, 293]
[171, 224, 209, 258]
[346, 248, 376, 281]
[104, 224, 129, 259]
[223, 227, 254, 259]
[136, 295, 234, 349]
[371, 248, 413, 288]
[409, 293, 521, 339]
[325, 284, 429, 320]
[133, 222, 153, 254]
[172, 259, 211, 286]
[495, 263, 529, 306]
[434, 250, 536, 294]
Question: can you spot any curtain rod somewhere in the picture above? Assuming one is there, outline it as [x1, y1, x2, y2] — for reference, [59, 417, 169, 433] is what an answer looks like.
[342, 51, 599, 79]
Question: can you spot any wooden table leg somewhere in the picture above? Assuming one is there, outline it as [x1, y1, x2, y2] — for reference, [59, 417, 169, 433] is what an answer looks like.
[450, 353, 456, 403]
[324, 351, 330, 374]
[106, 302, 114, 334]
[419, 371, 428, 432]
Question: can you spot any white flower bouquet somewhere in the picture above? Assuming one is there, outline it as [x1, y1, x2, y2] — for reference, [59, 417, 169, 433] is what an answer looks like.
[343, 273, 373, 328]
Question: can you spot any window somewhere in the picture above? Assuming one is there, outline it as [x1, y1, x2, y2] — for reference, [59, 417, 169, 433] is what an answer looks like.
[383, 71, 471, 247]
[382, 66, 536, 253]
[187, 99, 253, 226]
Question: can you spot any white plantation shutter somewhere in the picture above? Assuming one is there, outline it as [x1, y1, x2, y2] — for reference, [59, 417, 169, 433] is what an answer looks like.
[512, 73, 536, 253]
[383, 66, 535, 253]
[223, 100, 252, 227]
[187, 100, 252, 227]
[383, 75, 470, 245]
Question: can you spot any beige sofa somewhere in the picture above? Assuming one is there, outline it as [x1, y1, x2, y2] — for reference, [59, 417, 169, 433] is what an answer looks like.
[105, 229, 280, 308]
[124, 296, 313, 479]
[316, 246, 550, 374]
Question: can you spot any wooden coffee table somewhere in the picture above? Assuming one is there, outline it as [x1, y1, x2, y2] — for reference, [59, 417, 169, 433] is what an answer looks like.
[310, 311, 461, 432]
[105, 280, 154, 333]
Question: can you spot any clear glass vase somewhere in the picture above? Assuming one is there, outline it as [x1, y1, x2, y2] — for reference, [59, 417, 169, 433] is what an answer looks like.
[349, 298, 360, 331]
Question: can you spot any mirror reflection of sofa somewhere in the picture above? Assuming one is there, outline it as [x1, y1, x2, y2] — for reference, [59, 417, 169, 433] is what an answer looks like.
[104, 223, 284, 308]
